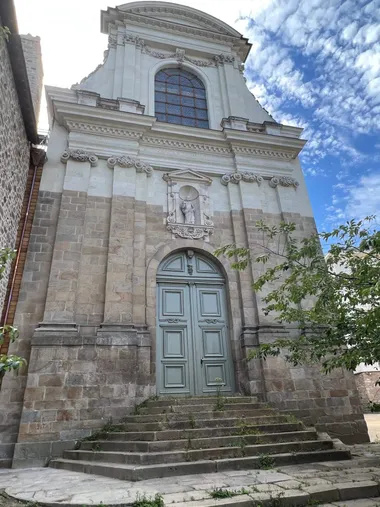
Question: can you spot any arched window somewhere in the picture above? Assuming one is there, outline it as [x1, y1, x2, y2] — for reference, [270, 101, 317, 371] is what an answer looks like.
[154, 68, 209, 129]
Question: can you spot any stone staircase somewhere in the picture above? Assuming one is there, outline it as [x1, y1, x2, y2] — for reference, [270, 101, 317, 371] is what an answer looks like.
[50, 396, 350, 481]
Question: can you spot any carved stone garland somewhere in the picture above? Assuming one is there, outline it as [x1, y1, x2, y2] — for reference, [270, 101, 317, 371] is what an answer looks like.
[61, 149, 98, 167]
[269, 176, 299, 189]
[107, 155, 153, 177]
[122, 34, 235, 68]
[221, 172, 299, 189]
[221, 172, 263, 186]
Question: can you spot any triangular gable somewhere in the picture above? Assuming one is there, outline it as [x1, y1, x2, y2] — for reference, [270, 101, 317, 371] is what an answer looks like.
[163, 169, 212, 185]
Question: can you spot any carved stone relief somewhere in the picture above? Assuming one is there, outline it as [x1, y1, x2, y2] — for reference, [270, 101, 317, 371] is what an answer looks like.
[164, 170, 214, 240]
[221, 172, 263, 186]
[269, 176, 299, 189]
[60, 149, 98, 167]
[221, 172, 299, 189]
[107, 155, 153, 176]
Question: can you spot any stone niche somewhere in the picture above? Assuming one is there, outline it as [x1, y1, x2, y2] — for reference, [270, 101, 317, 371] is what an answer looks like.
[163, 169, 214, 240]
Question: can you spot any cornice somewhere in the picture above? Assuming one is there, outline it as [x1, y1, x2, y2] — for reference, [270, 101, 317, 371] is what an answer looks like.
[141, 136, 232, 155]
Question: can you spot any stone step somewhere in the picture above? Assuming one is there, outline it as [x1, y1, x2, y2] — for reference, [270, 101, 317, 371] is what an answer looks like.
[119, 415, 296, 432]
[138, 402, 264, 414]
[65, 439, 333, 465]
[103, 422, 305, 441]
[145, 396, 258, 408]
[79, 429, 319, 453]
[122, 408, 275, 423]
[51, 448, 351, 481]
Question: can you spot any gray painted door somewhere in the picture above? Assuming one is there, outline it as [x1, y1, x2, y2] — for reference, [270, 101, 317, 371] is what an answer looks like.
[156, 252, 234, 396]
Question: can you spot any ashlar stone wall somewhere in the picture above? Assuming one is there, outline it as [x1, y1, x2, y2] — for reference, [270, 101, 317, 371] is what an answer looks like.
[0, 119, 368, 468]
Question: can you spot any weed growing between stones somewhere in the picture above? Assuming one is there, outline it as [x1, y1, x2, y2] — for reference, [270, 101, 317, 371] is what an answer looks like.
[258, 453, 276, 469]
[188, 414, 196, 429]
[74, 418, 121, 448]
[132, 493, 164, 507]
[214, 377, 225, 411]
[209, 487, 250, 499]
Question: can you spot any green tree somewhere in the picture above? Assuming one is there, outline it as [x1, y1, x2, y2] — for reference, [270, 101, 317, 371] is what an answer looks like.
[0, 248, 26, 378]
[215, 217, 380, 374]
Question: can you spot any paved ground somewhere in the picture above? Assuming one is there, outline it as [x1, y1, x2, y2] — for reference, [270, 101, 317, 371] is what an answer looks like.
[0, 418, 379, 506]
[2, 444, 380, 506]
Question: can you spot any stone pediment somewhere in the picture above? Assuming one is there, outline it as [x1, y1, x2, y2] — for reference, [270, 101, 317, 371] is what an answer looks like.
[163, 169, 212, 186]
[116, 2, 240, 37]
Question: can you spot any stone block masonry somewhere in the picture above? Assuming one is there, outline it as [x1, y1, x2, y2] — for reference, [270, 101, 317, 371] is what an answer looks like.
[20, 34, 43, 122]
[0, 36, 30, 311]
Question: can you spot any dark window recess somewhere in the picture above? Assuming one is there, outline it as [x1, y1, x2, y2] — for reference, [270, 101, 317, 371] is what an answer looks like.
[154, 68, 209, 129]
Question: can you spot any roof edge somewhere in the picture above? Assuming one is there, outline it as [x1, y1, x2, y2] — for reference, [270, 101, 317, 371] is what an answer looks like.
[0, 0, 38, 144]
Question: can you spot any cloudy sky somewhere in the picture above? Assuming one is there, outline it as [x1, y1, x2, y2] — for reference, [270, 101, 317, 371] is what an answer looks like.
[14, 0, 380, 232]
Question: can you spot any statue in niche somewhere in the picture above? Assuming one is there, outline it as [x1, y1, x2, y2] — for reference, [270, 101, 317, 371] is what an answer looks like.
[181, 200, 195, 224]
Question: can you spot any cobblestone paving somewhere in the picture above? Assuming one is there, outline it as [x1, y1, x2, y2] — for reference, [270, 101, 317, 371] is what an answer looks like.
[1, 444, 380, 505]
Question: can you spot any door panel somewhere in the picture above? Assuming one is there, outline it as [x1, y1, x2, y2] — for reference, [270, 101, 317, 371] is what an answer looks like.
[194, 285, 233, 395]
[157, 284, 192, 395]
[157, 252, 235, 396]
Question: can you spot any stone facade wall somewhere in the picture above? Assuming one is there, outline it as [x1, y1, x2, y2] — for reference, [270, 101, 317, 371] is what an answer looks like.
[355, 372, 380, 412]
[20, 34, 43, 122]
[2, 168, 368, 467]
[0, 36, 30, 312]
[0, 191, 61, 468]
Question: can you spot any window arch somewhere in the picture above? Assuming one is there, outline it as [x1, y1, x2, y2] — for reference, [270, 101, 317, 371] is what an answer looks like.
[154, 68, 209, 129]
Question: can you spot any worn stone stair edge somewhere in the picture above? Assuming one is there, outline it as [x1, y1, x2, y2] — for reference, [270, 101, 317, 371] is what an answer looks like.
[5, 480, 380, 507]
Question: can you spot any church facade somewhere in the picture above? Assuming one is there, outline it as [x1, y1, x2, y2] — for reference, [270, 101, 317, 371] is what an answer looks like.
[1, 1, 369, 468]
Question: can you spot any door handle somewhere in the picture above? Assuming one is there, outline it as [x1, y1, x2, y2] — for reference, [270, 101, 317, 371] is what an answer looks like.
[201, 358, 204, 366]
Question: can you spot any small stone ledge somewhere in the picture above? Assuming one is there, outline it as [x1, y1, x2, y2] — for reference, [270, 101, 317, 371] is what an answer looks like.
[31, 323, 151, 347]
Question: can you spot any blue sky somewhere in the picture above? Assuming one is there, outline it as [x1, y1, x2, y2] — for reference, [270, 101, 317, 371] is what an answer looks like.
[15, 0, 380, 232]
[240, 0, 380, 231]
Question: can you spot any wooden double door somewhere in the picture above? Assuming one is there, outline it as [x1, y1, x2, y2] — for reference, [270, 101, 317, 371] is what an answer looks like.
[156, 251, 234, 396]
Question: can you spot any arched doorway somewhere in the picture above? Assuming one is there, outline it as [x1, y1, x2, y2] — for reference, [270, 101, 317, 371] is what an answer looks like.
[156, 250, 235, 396]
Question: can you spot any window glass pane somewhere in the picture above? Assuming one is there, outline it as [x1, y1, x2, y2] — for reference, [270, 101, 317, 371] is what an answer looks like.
[191, 78, 204, 88]
[167, 104, 181, 115]
[168, 115, 182, 124]
[182, 86, 194, 96]
[167, 84, 180, 94]
[155, 82, 166, 92]
[155, 102, 166, 113]
[182, 96, 195, 106]
[197, 120, 209, 128]
[155, 92, 166, 102]
[168, 75, 180, 85]
[196, 109, 208, 119]
[167, 94, 181, 104]
[156, 113, 166, 121]
[183, 117, 196, 126]
[194, 88, 206, 98]
[195, 99, 206, 108]
[183, 107, 196, 118]
[180, 77, 192, 86]
[165, 68, 178, 76]
[156, 71, 166, 82]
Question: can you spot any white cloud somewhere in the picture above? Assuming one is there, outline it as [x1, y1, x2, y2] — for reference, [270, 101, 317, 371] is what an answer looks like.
[345, 173, 380, 220]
